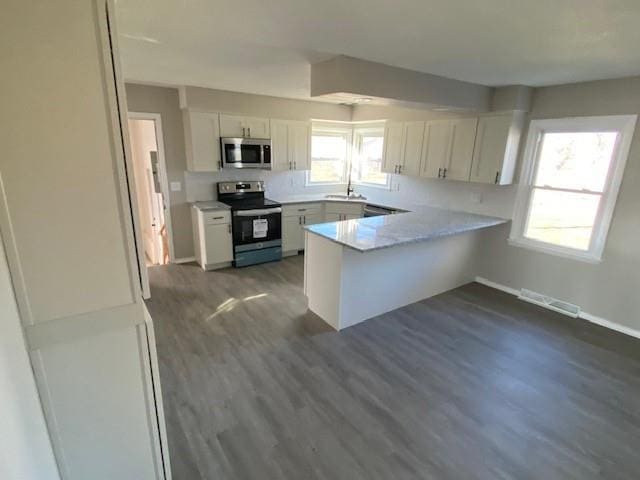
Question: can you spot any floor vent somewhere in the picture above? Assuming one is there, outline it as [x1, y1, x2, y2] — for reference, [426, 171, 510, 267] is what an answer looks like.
[518, 289, 581, 318]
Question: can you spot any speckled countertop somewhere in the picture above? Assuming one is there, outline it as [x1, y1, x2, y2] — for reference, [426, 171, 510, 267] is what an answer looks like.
[268, 194, 408, 211]
[191, 201, 230, 211]
[304, 206, 507, 252]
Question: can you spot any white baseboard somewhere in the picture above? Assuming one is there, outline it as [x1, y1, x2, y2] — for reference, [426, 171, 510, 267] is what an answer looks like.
[173, 256, 195, 264]
[474, 276, 640, 340]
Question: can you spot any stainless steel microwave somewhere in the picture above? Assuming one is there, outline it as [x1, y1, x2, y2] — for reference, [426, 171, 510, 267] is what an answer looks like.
[220, 137, 271, 169]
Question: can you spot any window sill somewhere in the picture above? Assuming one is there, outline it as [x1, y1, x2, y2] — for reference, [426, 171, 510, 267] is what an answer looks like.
[507, 237, 602, 264]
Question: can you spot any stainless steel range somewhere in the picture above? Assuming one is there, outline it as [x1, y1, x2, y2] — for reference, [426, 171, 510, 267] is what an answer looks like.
[217, 181, 282, 267]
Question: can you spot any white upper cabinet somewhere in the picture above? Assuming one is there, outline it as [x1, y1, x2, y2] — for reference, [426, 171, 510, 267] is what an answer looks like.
[289, 121, 311, 171]
[383, 121, 426, 176]
[271, 120, 289, 171]
[271, 119, 311, 171]
[446, 117, 478, 181]
[470, 111, 525, 185]
[401, 121, 425, 176]
[420, 118, 476, 181]
[421, 120, 451, 179]
[219, 114, 270, 138]
[382, 122, 405, 174]
[183, 111, 221, 172]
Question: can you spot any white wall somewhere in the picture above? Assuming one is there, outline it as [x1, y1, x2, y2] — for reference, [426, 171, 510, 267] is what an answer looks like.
[0, 236, 59, 480]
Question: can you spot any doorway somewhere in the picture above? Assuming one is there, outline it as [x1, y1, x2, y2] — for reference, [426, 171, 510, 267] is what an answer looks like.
[127, 113, 173, 266]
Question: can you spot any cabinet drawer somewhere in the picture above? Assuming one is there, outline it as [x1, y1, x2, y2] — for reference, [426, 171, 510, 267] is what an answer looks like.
[202, 210, 231, 225]
[283, 203, 322, 217]
[324, 203, 364, 215]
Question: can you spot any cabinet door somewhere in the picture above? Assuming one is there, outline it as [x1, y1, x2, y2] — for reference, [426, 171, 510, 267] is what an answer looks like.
[445, 117, 477, 181]
[302, 213, 323, 225]
[219, 114, 245, 137]
[401, 121, 424, 176]
[382, 122, 404, 173]
[470, 114, 512, 184]
[282, 215, 303, 252]
[184, 111, 221, 172]
[290, 121, 311, 170]
[244, 117, 270, 138]
[204, 223, 233, 265]
[421, 120, 451, 179]
[270, 120, 289, 171]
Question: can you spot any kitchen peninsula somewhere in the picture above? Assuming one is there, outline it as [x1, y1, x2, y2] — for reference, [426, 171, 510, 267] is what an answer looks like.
[303, 207, 507, 330]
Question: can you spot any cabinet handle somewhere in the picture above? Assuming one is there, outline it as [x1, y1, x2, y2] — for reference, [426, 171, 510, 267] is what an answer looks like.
[248, 127, 251, 137]
[242, 127, 246, 137]
[289, 161, 292, 170]
[294, 161, 297, 170]
[442, 168, 447, 179]
[218, 161, 221, 169]
[398, 165, 402, 174]
[298, 208, 307, 212]
[227, 224, 231, 234]
[298, 216, 302, 225]
[438, 167, 442, 178]
[303, 215, 306, 224]
[494, 171, 500, 184]
[212, 216, 224, 220]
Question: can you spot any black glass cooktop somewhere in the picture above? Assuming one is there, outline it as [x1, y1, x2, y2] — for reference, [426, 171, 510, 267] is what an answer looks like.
[219, 197, 281, 211]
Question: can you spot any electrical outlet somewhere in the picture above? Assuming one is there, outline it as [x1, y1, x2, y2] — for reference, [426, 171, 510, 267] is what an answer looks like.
[170, 181, 182, 192]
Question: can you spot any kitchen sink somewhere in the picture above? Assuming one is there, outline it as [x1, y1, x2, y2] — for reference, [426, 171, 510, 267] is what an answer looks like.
[325, 194, 367, 200]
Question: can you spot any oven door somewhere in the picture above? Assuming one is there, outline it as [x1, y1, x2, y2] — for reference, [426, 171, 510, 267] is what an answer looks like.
[232, 208, 282, 247]
[221, 138, 269, 169]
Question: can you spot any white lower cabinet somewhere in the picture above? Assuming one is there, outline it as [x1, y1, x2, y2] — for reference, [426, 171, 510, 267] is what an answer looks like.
[324, 202, 364, 221]
[283, 215, 305, 253]
[192, 207, 233, 270]
[282, 203, 327, 255]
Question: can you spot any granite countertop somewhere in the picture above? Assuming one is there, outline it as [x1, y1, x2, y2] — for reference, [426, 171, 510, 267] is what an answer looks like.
[269, 194, 368, 205]
[304, 206, 508, 252]
[191, 201, 230, 211]
[268, 194, 409, 212]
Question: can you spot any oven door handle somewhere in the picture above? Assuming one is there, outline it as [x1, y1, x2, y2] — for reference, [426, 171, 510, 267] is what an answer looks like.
[234, 207, 282, 217]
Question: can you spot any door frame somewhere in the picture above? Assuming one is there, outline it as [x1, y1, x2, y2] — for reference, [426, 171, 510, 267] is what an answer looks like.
[127, 112, 175, 264]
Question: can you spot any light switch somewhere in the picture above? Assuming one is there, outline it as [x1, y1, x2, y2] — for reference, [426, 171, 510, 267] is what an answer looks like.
[170, 181, 182, 192]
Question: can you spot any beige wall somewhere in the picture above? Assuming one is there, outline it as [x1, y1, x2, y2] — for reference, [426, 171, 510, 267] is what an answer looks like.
[125, 84, 194, 259]
[478, 76, 640, 331]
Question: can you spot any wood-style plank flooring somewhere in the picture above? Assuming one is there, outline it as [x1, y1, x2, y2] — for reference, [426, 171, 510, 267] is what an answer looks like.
[146, 256, 640, 480]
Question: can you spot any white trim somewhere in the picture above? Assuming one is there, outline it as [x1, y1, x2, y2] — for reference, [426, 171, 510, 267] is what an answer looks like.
[127, 112, 176, 264]
[351, 124, 390, 189]
[510, 115, 637, 263]
[474, 277, 640, 340]
[173, 256, 196, 264]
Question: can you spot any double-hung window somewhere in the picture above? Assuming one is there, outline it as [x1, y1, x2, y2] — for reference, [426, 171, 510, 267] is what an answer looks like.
[352, 125, 389, 187]
[510, 115, 636, 262]
[307, 124, 351, 185]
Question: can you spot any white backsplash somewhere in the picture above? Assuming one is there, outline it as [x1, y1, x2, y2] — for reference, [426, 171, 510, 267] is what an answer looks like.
[357, 174, 518, 219]
[185, 169, 344, 202]
[186, 170, 518, 219]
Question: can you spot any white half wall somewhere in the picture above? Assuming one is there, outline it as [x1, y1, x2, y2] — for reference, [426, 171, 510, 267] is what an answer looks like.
[0, 234, 59, 480]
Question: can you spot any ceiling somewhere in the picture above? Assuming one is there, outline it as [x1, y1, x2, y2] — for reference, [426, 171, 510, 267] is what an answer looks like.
[115, 0, 640, 101]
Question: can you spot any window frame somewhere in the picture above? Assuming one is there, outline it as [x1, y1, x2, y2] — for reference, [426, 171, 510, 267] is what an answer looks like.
[351, 124, 391, 189]
[305, 123, 352, 186]
[509, 115, 637, 263]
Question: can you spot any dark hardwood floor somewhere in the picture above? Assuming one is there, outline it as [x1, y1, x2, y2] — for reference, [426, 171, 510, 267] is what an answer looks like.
[146, 255, 640, 480]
